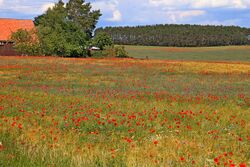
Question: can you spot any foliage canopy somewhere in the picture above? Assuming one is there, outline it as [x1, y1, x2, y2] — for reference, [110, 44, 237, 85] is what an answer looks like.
[33, 0, 101, 57]
[11, 29, 41, 56]
[92, 32, 113, 50]
[96, 24, 250, 47]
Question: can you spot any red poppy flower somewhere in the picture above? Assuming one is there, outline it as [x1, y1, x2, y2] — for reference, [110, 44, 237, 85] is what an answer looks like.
[239, 163, 247, 167]
[214, 157, 219, 164]
[153, 140, 158, 145]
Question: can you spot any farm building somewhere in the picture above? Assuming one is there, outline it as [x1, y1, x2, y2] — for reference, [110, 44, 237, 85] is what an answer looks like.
[247, 35, 250, 40]
[90, 46, 101, 50]
[0, 18, 34, 56]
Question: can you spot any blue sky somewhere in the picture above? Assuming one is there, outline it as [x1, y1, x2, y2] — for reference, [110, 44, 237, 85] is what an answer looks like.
[0, 0, 250, 28]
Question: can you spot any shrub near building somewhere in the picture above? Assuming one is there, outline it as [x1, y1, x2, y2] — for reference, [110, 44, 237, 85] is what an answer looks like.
[11, 29, 41, 56]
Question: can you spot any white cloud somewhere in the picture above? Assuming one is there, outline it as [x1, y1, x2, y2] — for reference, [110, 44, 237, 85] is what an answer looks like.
[149, 0, 187, 7]
[41, 3, 55, 13]
[0, 0, 249, 27]
[166, 10, 206, 22]
[7, 6, 40, 15]
[148, 0, 250, 9]
[179, 10, 206, 18]
[107, 10, 122, 21]
[0, 1, 56, 15]
[92, 0, 122, 22]
[191, 0, 247, 9]
[92, 1, 117, 11]
[0, 0, 3, 6]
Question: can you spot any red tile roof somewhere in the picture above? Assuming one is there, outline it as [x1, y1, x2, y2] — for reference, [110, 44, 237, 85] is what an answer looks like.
[0, 18, 35, 41]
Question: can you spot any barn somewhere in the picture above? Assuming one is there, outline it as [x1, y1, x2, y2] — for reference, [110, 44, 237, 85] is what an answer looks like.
[0, 18, 34, 56]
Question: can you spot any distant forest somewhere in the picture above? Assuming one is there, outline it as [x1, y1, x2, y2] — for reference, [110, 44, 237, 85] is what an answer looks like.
[95, 24, 250, 47]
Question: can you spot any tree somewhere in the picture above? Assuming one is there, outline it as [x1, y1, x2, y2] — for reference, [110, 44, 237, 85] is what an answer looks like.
[92, 32, 113, 50]
[66, 0, 101, 39]
[34, 0, 101, 57]
[11, 29, 41, 55]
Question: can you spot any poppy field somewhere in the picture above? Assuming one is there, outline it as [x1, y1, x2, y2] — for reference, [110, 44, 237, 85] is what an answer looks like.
[0, 56, 249, 167]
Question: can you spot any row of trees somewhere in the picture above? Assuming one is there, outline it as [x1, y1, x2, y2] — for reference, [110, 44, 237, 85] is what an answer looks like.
[95, 24, 250, 47]
[11, 0, 123, 57]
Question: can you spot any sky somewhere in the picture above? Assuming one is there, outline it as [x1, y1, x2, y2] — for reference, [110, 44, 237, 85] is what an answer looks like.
[0, 0, 250, 28]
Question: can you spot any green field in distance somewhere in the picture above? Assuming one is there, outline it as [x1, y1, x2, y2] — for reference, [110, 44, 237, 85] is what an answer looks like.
[125, 45, 250, 62]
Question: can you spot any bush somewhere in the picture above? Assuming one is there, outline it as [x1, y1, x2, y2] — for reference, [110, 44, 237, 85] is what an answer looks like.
[88, 45, 129, 58]
[89, 45, 129, 58]
[11, 29, 42, 56]
[115, 46, 129, 58]
[91, 50, 108, 58]
[92, 33, 113, 50]
[14, 43, 42, 56]
[91, 46, 115, 58]
[104, 46, 116, 57]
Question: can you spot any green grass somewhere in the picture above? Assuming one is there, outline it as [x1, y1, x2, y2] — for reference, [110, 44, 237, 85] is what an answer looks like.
[125, 45, 250, 62]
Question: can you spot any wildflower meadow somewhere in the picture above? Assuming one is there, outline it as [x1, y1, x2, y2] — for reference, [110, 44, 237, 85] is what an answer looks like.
[0, 56, 249, 167]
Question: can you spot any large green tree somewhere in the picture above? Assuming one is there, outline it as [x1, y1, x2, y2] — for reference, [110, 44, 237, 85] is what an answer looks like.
[66, 0, 101, 39]
[34, 0, 101, 57]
